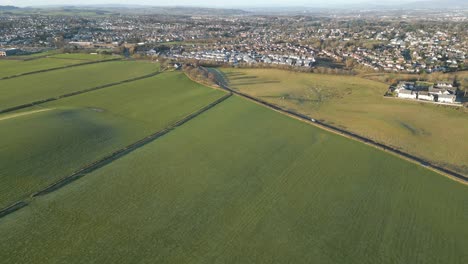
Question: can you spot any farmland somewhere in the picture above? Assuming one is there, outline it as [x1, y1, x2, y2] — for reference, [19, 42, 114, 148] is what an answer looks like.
[0, 71, 225, 209]
[0, 53, 116, 78]
[218, 68, 468, 175]
[0, 96, 466, 263]
[0, 60, 160, 111]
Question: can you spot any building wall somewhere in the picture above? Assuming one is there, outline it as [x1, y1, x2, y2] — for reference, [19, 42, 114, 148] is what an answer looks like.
[418, 94, 434, 101]
[398, 92, 416, 99]
[438, 96, 455, 103]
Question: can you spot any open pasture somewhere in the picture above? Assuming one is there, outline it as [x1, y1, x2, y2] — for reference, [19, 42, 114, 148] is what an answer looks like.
[0, 96, 466, 263]
[0, 57, 87, 78]
[0, 60, 159, 111]
[0, 53, 116, 78]
[0, 71, 225, 209]
[47, 53, 116, 61]
[220, 68, 468, 175]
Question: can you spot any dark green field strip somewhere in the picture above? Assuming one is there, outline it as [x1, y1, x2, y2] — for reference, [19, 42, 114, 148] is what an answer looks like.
[206, 67, 468, 183]
[0, 71, 160, 114]
[0, 58, 121, 80]
[0, 96, 465, 263]
[0, 61, 159, 110]
[0, 71, 226, 211]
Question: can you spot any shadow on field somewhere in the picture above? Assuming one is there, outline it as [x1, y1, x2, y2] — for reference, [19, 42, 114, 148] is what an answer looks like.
[230, 75, 259, 81]
[224, 72, 246, 77]
[234, 80, 281, 86]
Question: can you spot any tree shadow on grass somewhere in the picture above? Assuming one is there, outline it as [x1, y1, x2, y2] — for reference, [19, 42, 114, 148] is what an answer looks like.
[230, 75, 259, 81]
[225, 72, 246, 77]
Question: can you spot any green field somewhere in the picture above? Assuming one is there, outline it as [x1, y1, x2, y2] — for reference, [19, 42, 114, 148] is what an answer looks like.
[47, 53, 117, 61]
[0, 56, 112, 79]
[1, 96, 466, 263]
[0, 60, 159, 110]
[218, 68, 468, 175]
[0, 72, 225, 209]
[10, 49, 61, 59]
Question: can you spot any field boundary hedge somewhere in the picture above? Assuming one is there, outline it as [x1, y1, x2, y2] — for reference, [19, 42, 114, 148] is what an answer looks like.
[0, 92, 232, 219]
[204, 67, 468, 184]
[0, 201, 28, 218]
[0, 71, 161, 114]
[0, 58, 121, 80]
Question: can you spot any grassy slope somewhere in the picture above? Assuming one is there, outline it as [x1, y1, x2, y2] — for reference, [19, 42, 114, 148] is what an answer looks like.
[0, 96, 466, 263]
[0, 60, 159, 110]
[0, 72, 225, 208]
[220, 68, 468, 175]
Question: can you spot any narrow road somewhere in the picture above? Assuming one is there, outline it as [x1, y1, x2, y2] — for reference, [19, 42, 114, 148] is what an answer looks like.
[204, 67, 468, 184]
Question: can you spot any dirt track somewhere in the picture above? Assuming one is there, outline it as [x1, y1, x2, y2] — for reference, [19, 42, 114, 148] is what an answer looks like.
[0, 108, 54, 121]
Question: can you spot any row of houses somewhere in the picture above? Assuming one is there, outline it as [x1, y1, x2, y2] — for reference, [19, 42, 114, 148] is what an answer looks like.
[395, 81, 458, 104]
[0, 48, 20, 56]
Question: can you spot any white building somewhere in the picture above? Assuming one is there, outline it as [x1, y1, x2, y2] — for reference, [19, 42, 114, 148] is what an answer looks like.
[437, 94, 456, 104]
[398, 89, 417, 99]
[417, 92, 434, 101]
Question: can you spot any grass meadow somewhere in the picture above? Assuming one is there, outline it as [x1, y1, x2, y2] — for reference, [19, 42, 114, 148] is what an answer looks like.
[0, 96, 466, 263]
[0, 53, 116, 78]
[0, 58, 86, 78]
[0, 60, 159, 110]
[219, 68, 468, 175]
[0, 72, 225, 209]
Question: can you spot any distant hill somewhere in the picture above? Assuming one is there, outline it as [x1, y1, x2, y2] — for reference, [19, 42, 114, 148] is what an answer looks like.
[31, 5, 250, 16]
[342, 0, 468, 10]
[0, 6, 19, 10]
[142, 6, 249, 16]
[403, 0, 468, 9]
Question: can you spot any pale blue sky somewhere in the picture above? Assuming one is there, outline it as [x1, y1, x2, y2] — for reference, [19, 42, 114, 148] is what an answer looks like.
[4, 0, 421, 8]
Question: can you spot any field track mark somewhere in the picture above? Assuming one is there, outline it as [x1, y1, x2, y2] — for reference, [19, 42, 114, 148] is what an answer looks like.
[0, 108, 54, 122]
[0, 58, 121, 81]
[0, 71, 161, 114]
[0, 92, 232, 219]
[204, 67, 468, 185]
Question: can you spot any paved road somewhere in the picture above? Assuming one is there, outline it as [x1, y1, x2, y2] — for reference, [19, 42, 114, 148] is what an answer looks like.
[204, 66, 468, 184]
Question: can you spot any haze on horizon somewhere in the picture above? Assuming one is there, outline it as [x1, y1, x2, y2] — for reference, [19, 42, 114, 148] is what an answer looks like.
[4, 0, 427, 8]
